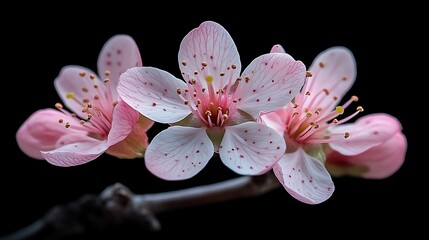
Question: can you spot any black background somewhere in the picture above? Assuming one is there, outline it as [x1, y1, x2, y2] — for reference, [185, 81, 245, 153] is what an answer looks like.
[1, 6, 421, 239]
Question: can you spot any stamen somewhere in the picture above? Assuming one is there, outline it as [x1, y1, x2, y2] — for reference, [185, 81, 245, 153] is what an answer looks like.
[181, 61, 187, 66]
[65, 122, 71, 128]
[306, 71, 313, 77]
[79, 72, 86, 77]
[104, 70, 110, 77]
[89, 74, 96, 80]
[55, 103, 63, 109]
[344, 132, 350, 138]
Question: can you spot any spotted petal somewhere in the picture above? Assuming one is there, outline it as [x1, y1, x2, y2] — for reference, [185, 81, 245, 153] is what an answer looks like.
[301, 46, 356, 110]
[329, 113, 402, 155]
[220, 122, 286, 175]
[178, 21, 241, 90]
[273, 148, 334, 204]
[54, 66, 107, 119]
[144, 126, 214, 180]
[236, 53, 306, 119]
[118, 67, 191, 123]
[97, 34, 142, 100]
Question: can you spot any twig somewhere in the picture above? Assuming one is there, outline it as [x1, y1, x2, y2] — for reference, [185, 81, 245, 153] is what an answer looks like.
[1, 173, 280, 239]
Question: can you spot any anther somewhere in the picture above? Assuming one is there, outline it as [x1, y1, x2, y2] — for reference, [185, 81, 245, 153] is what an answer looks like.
[306, 71, 313, 77]
[79, 72, 86, 77]
[58, 119, 64, 123]
[344, 132, 350, 138]
[177, 88, 182, 94]
[245, 76, 250, 83]
[231, 64, 237, 69]
[104, 78, 110, 83]
[201, 62, 208, 67]
[181, 61, 187, 66]
[351, 96, 359, 101]
[89, 74, 96, 80]
[357, 106, 364, 112]
[105, 70, 111, 77]
[319, 62, 325, 68]
[55, 103, 63, 109]
[323, 88, 330, 95]
[65, 122, 71, 128]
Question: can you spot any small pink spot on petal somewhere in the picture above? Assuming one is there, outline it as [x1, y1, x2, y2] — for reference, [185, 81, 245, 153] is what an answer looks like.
[196, 150, 200, 153]
[107, 52, 111, 57]
[240, 155, 244, 158]
[117, 62, 122, 66]
[373, 131, 379, 135]
[237, 165, 241, 169]
[152, 102, 156, 106]
[288, 175, 291, 178]
[117, 49, 122, 55]
[250, 166, 253, 169]
[106, 61, 112, 66]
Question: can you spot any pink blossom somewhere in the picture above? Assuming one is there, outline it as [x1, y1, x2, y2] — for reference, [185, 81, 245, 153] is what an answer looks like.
[118, 21, 306, 180]
[16, 35, 154, 166]
[262, 45, 407, 204]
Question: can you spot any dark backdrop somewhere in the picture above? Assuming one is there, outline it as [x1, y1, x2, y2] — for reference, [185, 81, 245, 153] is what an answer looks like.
[1, 6, 420, 239]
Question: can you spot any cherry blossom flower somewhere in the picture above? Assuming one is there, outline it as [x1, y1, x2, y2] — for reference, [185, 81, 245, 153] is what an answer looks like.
[16, 35, 154, 166]
[118, 21, 306, 180]
[262, 45, 407, 204]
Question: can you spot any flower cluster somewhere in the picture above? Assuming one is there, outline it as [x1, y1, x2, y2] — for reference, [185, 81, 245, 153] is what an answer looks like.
[16, 21, 407, 204]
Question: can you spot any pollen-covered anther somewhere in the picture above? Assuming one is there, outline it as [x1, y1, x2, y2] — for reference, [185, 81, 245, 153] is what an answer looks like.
[94, 84, 99, 89]
[55, 103, 63, 109]
[352, 96, 359, 101]
[82, 107, 88, 113]
[319, 62, 325, 68]
[79, 72, 86, 77]
[236, 77, 242, 81]
[58, 119, 64, 123]
[104, 78, 110, 83]
[176, 88, 182, 94]
[293, 103, 299, 108]
[94, 95, 99, 100]
[332, 118, 339, 124]
[201, 62, 208, 67]
[306, 112, 313, 118]
[181, 60, 187, 66]
[71, 114, 77, 118]
[82, 87, 89, 92]
[305, 91, 311, 96]
[344, 132, 350, 138]
[231, 64, 237, 69]
[104, 70, 111, 77]
[194, 71, 198, 75]
[80, 120, 85, 125]
[335, 106, 344, 114]
[83, 98, 90, 104]
[233, 99, 238, 103]
[89, 74, 96, 80]
[205, 110, 212, 116]
[87, 114, 93, 120]
[220, 72, 225, 77]
[66, 92, 74, 99]
[65, 122, 71, 128]
[293, 112, 299, 117]
[222, 114, 228, 119]
[87, 102, 92, 108]
[245, 76, 250, 83]
[357, 106, 364, 112]
[306, 71, 313, 77]
[184, 100, 189, 105]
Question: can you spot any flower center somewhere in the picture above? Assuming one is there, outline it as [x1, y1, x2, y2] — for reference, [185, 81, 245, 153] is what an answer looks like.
[285, 71, 363, 145]
[55, 70, 117, 140]
[177, 61, 242, 128]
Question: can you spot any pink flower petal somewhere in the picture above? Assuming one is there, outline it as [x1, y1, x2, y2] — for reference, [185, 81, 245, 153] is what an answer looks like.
[260, 107, 288, 137]
[236, 53, 306, 119]
[54, 66, 106, 118]
[97, 34, 142, 100]
[41, 138, 108, 167]
[118, 67, 191, 123]
[144, 126, 214, 180]
[329, 113, 402, 155]
[178, 21, 241, 90]
[300, 46, 356, 110]
[327, 132, 407, 179]
[16, 109, 87, 159]
[273, 148, 334, 204]
[270, 44, 286, 53]
[107, 100, 140, 146]
[220, 122, 286, 175]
